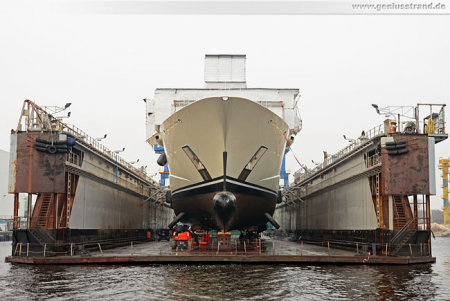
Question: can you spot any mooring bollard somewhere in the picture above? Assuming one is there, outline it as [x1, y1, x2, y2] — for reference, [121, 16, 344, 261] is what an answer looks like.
[98, 243, 103, 256]
[385, 243, 388, 256]
[70, 244, 73, 257]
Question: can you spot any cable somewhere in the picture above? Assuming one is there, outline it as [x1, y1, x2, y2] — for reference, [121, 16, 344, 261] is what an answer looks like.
[283, 133, 305, 171]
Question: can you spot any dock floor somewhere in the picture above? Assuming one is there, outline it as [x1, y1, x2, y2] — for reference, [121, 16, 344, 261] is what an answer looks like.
[5, 238, 436, 265]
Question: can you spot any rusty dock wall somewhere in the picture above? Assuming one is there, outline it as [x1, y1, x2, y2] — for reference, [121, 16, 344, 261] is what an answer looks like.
[8, 100, 174, 257]
[276, 124, 447, 258]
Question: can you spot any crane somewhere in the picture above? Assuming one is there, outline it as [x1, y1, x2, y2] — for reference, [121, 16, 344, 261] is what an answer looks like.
[438, 158, 450, 225]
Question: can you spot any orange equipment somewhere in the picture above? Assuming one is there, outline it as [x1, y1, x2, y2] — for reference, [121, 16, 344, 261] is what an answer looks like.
[193, 230, 210, 246]
[172, 230, 192, 249]
[172, 231, 192, 241]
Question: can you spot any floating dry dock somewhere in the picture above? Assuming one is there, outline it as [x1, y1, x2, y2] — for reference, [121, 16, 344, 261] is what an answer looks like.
[5, 57, 447, 266]
[7, 100, 173, 257]
[5, 239, 435, 265]
[276, 103, 447, 258]
[5, 101, 446, 266]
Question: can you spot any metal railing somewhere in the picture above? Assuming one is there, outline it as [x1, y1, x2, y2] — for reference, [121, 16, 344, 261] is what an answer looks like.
[10, 238, 432, 258]
[62, 123, 155, 183]
[389, 218, 415, 248]
[29, 218, 56, 245]
[67, 152, 82, 167]
[366, 153, 381, 168]
[17, 100, 159, 187]
[7, 225, 435, 258]
[294, 123, 385, 182]
[293, 103, 447, 184]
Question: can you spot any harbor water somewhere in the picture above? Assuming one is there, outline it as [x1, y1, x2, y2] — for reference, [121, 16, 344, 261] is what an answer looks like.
[1, 238, 449, 300]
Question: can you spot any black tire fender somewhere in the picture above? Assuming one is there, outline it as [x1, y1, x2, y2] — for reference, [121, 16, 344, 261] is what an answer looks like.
[35, 142, 48, 148]
[157, 153, 167, 166]
[386, 144, 406, 150]
[385, 140, 406, 148]
[47, 145, 57, 154]
[36, 138, 49, 144]
[36, 138, 66, 145]
[35, 146, 48, 152]
[388, 148, 409, 156]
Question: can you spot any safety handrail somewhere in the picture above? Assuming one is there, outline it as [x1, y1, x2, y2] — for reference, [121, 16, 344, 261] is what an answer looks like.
[293, 123, 385, 182]
[29, 218, 56, 244]
[17, 100, 158, 186]
[390, 218, 415, 247]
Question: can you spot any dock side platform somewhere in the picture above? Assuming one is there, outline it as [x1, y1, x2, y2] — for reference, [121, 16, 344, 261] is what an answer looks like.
[5, 239, 435, 265]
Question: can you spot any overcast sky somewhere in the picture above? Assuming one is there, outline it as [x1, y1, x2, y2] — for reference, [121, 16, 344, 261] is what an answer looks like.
[0, 1, 449, 211]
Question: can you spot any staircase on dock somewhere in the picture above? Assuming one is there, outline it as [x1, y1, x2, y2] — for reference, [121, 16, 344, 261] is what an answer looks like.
[390, 195, 416, 255]
[28, 193, 57, 254]
[390, 219, 416, 255]
[37, 193, 54, 228]
[393, 195, 414, 229]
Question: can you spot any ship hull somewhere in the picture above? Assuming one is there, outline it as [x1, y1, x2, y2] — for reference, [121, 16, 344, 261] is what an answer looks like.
[161, 97, 289, 231]
[172, 177, 277, 230]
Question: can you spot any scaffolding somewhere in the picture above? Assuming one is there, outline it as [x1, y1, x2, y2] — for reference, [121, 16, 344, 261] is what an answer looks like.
[438, 158, 450, 225]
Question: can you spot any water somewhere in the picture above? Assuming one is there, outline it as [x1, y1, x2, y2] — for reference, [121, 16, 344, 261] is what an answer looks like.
[0, 238, 449, 300]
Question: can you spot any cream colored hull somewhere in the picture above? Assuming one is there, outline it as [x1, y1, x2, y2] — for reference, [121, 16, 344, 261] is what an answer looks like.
[161, 96, 289, 230]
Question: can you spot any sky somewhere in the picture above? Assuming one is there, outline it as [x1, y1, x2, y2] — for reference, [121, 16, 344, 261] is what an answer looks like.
[0, 1, 449, 212]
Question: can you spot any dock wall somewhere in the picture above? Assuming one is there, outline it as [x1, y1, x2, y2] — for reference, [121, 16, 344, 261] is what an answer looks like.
[276, 133, 439, 256]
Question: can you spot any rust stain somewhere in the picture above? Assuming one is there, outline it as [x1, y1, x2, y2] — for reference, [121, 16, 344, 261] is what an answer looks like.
[28, 136, 33, 192]
[382, 135, 430, 195]
[8, 159, 17, 193]
[13, 132, 66, 193]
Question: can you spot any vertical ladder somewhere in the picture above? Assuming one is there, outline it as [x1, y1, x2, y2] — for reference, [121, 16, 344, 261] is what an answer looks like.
[66, 172, 72, 227]
[375, 173, 381, 227]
